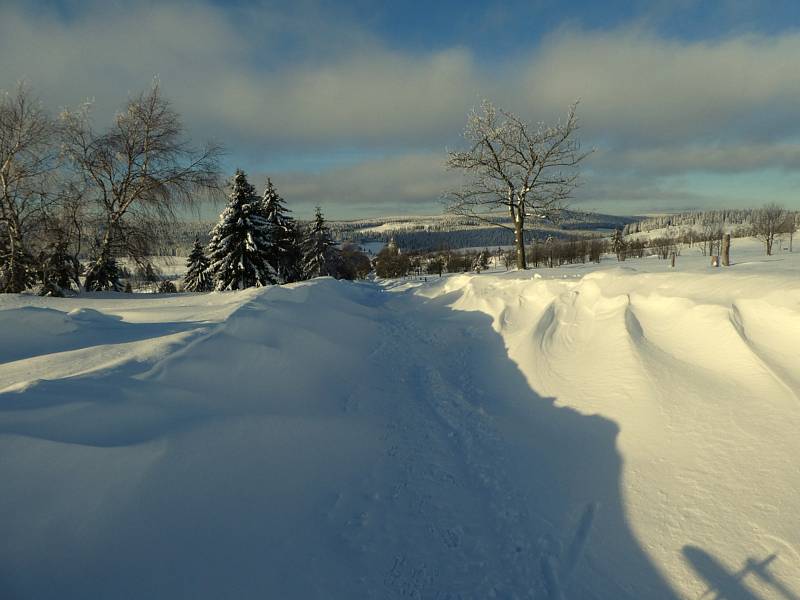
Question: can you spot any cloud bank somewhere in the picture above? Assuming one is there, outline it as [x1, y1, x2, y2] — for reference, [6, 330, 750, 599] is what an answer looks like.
[1, 2, 798, 216]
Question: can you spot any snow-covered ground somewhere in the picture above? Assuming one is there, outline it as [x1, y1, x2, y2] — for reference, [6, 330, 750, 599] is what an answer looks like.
[1, 238, 798, 599]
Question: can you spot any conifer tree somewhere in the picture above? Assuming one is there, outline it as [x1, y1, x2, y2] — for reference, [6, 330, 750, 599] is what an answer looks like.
[301, 206, 336, 279]
[84, 253, 122, 291]
[183, 238, 212, 292]
[207, 170, 276, 290]
[261, 178, 300, 282]
[472, 248, 491, 273]
[37, 240, 80, 296]
[0, 233, 36, 293]
[84, 248, 123, 292]
[136, 262, 161, 292]
[611, 229, 627, 261]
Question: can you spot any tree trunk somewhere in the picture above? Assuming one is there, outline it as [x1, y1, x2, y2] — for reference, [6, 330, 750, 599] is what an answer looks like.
[721, 234, 730, 266]
[512, 206, 527, 270]
[2, 214, 29, 293]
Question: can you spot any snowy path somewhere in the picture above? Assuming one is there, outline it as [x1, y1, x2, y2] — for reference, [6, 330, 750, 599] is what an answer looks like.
[1, 267, 799, 598]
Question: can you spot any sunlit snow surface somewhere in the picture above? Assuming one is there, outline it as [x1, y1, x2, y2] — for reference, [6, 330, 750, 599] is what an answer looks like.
[1, 238, 798, 599]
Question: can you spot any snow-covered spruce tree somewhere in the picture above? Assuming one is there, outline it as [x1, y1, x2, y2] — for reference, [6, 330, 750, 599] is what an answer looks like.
[301, 206, 336, 279]
[84, 242, 123, 291]
[611, 229, 627, 261]
[137, 262, 161, 292]
[471, 249, 490, 273]
[260, 178, 301, 283]
[0, 231, 36, 293]
[37, 240, 81, 296]
[207, 170, 276, 290]
[183, 238, 212, 292]
[84, 248, 122, 291]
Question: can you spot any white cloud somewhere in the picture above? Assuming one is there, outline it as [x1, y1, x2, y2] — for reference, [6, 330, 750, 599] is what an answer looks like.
[263, 152, 462, 218]
[523, 27, 800, 145]
[2, 2, 800, 213]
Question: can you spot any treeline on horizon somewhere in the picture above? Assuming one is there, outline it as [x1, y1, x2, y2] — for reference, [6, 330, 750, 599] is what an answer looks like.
[2, 79, 797, 295]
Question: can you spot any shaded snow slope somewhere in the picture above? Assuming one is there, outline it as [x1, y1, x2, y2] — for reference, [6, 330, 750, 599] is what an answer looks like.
[1, 252, 799, 598]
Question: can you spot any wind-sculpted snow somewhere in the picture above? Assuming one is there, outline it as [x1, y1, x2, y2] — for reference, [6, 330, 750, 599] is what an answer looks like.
[411, 266, 800, 599]
[1, 265, 799, 598]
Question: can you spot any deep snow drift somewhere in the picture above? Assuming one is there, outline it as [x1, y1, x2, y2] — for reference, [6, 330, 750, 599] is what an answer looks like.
[1, 243, 799, 599]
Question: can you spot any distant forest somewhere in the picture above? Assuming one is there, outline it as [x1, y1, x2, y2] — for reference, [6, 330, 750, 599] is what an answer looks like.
[163, 210, 637, 255]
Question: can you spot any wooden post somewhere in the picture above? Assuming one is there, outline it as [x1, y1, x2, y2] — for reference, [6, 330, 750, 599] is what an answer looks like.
[721, 233, 731, 266]
[670, 252, 676, 268]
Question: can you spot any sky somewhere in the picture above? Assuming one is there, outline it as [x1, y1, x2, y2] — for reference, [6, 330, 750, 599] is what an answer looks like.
[2, 0, 800, 218]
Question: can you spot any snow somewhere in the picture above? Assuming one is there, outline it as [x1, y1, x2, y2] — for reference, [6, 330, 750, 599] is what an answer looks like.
[1, 239, 799, 599]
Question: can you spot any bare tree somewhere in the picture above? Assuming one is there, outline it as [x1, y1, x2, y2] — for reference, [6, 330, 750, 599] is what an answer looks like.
[700, 217, 723, 257]
[779, 211, 797, 252]
[0, 83, 60, 292]
[444, 100, 589, 269]
[751, 203, 786, 256]
[61, 81, 222, 290]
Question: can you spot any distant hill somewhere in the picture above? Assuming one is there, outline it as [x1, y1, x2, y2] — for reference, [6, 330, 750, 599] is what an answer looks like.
[165, 211, 639, 255]
[326, 210, 639, 252]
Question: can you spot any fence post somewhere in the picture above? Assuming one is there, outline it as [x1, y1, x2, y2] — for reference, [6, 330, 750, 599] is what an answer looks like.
[721, 234, 731, 266]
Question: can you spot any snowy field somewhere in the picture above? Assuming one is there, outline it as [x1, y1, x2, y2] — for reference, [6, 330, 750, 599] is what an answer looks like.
[1, 238, 799, 599]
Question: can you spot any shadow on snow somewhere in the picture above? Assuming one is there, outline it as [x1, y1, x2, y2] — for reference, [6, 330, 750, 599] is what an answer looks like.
[0, 278, 682, 598]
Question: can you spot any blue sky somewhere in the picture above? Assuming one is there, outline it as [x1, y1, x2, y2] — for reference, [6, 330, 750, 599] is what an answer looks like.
[3, 0, 800, 218]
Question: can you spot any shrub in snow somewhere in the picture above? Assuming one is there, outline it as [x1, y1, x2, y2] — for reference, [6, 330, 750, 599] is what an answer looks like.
[333, 242, 371, 280]
[426, 255, 445, 277]
[157, 280, 177, 293]
[207, 170, 276, 290]
[374, 243, 410, 278]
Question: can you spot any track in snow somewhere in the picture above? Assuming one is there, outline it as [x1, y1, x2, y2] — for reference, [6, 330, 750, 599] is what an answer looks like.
[5, 276, 781, 598]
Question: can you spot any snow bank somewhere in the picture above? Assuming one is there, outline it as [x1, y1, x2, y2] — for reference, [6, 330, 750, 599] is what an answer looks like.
[1, 248, 799, 598]
[410, 260, 800, 598]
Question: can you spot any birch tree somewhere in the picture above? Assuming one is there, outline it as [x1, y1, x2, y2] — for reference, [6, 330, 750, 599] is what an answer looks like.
[61, 82, 221, 290]
[0, 83, 59, 292]
[445, 101, 589, 269]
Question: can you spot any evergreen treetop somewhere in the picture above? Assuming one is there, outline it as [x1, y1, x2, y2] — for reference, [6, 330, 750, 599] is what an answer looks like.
[207, 169, 276, 290]
[302, 206, 336, 279]
[183, 238, 212, 292]
[261, 177, 301, 283]
[261, 178, 293, 227]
